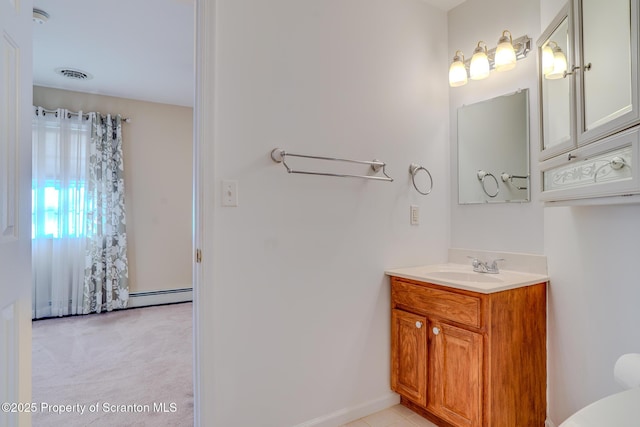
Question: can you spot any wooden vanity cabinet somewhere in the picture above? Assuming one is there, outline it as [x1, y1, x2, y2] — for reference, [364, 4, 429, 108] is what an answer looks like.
[390, 276, 547, 427]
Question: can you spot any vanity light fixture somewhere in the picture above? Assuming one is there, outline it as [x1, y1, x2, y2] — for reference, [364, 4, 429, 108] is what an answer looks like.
[448, 50, 468, 87]
[448, 31, 532, 87]
[470, 41, 490, 80]
[495, 30, 517, 71]
[543, 42, 568, 80]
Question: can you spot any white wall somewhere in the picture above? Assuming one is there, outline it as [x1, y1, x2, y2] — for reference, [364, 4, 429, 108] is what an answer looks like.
[544, 204, 640, 424]
[206, 0, 450, 425]
[539, 1, 640, 425]
[448, 0, 544, 254]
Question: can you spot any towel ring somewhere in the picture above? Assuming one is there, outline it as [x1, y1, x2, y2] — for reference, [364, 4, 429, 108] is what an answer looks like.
[409, 164, 433, 195]
[477, 170, 499, 198]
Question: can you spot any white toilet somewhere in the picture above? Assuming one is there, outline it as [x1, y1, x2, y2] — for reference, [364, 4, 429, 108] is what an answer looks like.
[559, 354, 640, 427]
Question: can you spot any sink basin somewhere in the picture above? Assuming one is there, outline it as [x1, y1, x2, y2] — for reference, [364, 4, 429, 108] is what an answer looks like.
[425, 271, 503, 283]
[385, 262, 548, 293]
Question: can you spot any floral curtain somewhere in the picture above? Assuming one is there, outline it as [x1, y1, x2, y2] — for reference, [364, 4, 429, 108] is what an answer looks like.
[83, 113, 129, 314]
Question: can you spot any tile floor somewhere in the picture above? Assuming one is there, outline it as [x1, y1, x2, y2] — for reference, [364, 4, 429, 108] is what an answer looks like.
[340, 404, 437, 427]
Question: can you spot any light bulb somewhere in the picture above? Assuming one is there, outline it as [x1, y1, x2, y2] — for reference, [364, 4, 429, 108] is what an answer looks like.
[470, 42, 490, 80]
[546, 44, 567, 80]
[542, 43, 555, 75]
[495, 30, 516, 72]
[448, 51, 468, 87]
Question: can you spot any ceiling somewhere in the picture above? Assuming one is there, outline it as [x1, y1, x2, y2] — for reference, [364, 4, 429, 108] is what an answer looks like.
[32, 0, 195, 107]
[32, 0, 463, 109]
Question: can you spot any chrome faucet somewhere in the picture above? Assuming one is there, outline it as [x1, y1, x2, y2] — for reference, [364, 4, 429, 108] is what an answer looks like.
[468, 257, 503, 274]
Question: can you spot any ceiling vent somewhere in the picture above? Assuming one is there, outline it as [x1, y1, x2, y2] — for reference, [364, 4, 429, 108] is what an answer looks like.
[55, 68, 93, 81]
[32, 8, 50, 24]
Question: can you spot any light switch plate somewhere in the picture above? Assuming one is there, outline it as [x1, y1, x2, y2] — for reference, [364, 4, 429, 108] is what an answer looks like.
[410, 205, 419, 225]
[222, 180, 238, 207]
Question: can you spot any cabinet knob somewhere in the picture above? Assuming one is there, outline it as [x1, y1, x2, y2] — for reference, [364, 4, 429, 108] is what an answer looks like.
[432, 327, 440, 335]
[415, 321, 423, 329]
[610, 156, 626, 170]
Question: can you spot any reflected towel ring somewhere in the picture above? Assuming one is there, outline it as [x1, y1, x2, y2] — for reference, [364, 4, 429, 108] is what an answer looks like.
[409, 163, 433, 195]
[477, 170, 499, 198]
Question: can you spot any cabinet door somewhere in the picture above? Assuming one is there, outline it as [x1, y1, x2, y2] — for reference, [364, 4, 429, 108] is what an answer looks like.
[538, 4, 576, 160]
[429, 322, 483, 427]
[391, 309, 427, 406]
[576, 0, 639, 145]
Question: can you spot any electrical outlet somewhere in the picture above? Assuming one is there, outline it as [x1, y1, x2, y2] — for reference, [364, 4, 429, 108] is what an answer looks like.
[410, 205, 419, 225]
[222, 180, 238, 207]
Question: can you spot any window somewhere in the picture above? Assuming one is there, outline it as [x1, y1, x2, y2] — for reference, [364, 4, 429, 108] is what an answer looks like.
[32, 114, 91, 239]
[31, 180, 87, 238]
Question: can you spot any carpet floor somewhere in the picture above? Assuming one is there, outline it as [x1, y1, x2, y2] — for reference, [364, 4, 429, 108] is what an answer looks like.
[32, 302, 193, 427]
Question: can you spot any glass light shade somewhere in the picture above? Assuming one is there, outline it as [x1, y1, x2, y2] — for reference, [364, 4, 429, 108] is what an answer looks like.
[494, 31, 516, 72]
[470, 45, 490, 80]
[545, 47, 567, 80]
[541, 44, 555, 75]
[449, 51, 468, 87]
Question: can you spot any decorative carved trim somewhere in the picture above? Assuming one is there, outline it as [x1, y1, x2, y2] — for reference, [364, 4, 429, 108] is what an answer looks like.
[544, 146, 633, 191]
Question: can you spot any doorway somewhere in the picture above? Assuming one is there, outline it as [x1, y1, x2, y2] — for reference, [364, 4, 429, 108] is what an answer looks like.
[30, 0, 198, 424]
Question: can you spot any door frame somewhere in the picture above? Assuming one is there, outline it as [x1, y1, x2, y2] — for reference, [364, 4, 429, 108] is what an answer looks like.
[193, 0, 215, 425]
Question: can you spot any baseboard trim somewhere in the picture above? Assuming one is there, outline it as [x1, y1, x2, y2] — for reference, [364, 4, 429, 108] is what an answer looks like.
[128, 287, 193, 308]
[291, 392, 400, 427]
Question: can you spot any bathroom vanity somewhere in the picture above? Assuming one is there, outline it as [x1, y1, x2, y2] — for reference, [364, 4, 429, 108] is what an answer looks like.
[386, 263, 548, 427]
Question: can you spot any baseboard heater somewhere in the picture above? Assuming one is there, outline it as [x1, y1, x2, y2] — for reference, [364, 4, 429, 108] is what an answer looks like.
[129, 287, 193, 308]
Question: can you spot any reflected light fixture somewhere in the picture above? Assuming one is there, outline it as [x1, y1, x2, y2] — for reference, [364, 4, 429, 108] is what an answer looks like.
[495, 30, 517, 71]
[470, 41, 490, 80]
[544, 42, 568, 80]
[541, 42, 556, 75]
[32, 8, 50, 24]
[448, 31, 531, 87]
[448, 50, 468, 87]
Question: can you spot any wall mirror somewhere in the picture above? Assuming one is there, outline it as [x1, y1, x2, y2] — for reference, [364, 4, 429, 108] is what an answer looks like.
[458, 89, 530, 204]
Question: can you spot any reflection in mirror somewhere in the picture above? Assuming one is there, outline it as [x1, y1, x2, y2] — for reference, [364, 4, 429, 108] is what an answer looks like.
[539, 15, 572, 152]
[458, 89, 530, 204]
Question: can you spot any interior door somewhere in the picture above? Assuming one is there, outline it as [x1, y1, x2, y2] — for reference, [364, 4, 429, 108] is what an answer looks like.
[0, 0, 33, 426]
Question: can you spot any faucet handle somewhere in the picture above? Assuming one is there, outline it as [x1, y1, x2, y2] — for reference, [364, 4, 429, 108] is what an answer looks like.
[489, 258, 504, 267]
[487, 258, 504, 273]
[467, 256, 480, 268]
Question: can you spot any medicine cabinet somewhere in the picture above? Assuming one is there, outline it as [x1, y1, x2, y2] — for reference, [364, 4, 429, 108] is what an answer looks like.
[538, 0, 640, 202]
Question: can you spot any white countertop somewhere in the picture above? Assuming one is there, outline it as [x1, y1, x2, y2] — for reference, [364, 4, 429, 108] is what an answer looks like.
[385, 263, 549, 294]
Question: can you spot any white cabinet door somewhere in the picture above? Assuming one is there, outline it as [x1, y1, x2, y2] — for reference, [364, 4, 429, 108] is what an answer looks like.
[0, 0, 33, 426]
[538, 4, 576, 161]
[576, 0, 639, 145]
